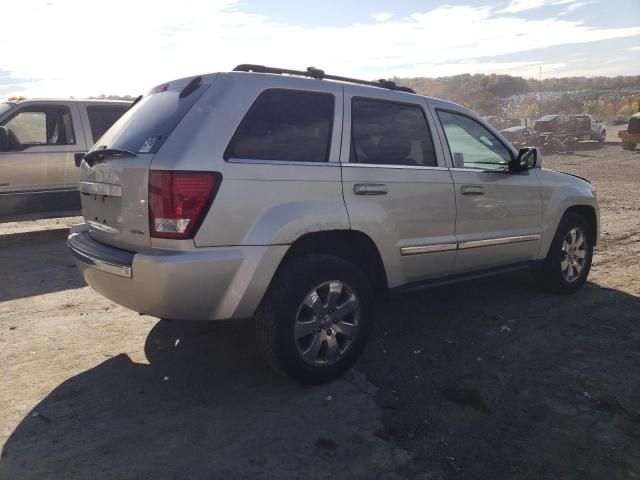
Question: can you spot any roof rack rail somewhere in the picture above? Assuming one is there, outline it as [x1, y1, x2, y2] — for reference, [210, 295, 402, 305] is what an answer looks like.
[232, 64, 416, 94]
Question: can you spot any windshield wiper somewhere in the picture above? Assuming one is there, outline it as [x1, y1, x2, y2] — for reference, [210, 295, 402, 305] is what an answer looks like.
[126, 95, 143, 112]
[83, 148, 137, 166]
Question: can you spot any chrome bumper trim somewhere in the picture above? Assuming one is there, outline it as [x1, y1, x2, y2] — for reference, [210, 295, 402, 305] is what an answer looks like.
[67, 231, 133, 278]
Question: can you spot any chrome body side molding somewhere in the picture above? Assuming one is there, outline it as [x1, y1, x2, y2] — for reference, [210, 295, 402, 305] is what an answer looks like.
[400, 235, 540, 256]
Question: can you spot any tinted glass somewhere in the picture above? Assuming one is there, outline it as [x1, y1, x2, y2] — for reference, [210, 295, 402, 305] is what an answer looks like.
[97, 82, 208, 154]
[87, 105, 128, 143]
[437, 110, 511, 171]
[350, 98, 436, 166]
[225, 90, 333, 162]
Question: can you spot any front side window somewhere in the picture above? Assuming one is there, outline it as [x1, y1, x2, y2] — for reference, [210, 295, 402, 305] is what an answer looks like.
[350, 98, 437, 166]
[437, 110, 511, 171]
[2, 105, 75, 151]
[225, 89, 334, 162]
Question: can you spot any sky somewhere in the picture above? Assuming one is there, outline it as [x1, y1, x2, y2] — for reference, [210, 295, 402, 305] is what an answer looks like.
[1, 0, 639, 97]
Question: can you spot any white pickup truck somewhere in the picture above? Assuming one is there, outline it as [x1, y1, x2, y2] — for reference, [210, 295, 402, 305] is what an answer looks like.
[587, 115, 607, 143]
[0, 97, 130, 217]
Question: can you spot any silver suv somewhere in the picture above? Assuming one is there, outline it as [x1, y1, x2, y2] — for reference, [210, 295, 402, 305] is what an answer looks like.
[68, 65, 599, 384]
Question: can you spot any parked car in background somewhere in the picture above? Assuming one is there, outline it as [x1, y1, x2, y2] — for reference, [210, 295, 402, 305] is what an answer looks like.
[68, 65, 599, 384]
[586, 115, 607, 143]
[482, 115, 520, 130]
[618, 112, 640, 150]
[533, 114, 606, 142]
[499, 125, 537, 149]
[0, 97, 130, 217]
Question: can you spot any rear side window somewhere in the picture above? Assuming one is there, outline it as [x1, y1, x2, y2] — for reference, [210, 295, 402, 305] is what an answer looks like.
[95, 79, 208, 154]
[350, 98, 437, 166]
[225, 90, 334, 162]
[2, 105, 75, 150]
[87, 105, 128, 143]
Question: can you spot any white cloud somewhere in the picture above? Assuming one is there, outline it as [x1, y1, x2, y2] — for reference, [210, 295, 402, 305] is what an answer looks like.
[498, 0, 548, 13]
[626, 46, 640, 51]
[498, 0, 574, 13]
[1, 1, 639, 97]
[371, 12, 394, 22]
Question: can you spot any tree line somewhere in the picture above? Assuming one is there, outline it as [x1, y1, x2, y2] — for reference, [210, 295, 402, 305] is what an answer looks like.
[394, 74, 640, 119]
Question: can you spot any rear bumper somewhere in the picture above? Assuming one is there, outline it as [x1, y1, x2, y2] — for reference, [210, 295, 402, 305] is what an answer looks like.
[67, 225, 287, 320]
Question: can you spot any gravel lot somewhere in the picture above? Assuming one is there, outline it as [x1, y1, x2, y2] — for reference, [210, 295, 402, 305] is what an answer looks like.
[1, 145, 638, 480]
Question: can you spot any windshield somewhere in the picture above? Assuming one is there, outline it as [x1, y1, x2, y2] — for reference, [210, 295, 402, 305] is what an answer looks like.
[94, 81, 209, 154]
[0, 102, 15, 118]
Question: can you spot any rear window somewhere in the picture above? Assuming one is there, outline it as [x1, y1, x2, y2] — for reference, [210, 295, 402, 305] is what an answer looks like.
[87, 105, 128, 143]
[94, 80, 208, 154]
[225, 89, 334, 162]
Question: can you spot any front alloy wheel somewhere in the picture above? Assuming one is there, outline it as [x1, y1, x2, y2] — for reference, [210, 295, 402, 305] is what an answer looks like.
[560, 227, 587, 282]
[535, 212, 593, 294]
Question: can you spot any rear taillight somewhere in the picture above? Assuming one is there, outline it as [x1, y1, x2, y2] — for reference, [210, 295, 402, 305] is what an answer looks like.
[149, 170, 221, 239]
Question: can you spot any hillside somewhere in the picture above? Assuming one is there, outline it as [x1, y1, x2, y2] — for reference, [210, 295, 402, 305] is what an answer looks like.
[394, 74, 640, 120]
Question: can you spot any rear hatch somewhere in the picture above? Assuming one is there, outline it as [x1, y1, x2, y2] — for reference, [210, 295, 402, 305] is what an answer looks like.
[79, 76, 210, 251]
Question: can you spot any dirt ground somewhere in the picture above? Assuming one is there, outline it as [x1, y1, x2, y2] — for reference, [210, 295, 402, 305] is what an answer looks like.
[0, 144, 638, 480]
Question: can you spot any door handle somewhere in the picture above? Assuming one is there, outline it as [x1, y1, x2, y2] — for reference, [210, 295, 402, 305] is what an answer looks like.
[460, 185, 484, 195]
[354, 183, 388, 195]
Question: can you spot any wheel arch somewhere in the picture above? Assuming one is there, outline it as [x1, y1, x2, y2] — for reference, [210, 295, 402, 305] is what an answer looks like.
[269, 229, 388, 297]
[564, 204, 598, 246]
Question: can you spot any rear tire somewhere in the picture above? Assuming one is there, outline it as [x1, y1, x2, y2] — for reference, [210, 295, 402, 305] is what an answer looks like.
[534, 212, 593, 294]
[255, 254, 373, 384]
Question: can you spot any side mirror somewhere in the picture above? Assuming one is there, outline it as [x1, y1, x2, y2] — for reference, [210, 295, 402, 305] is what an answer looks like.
[510, 147, 540, 172]
[0, 126, 8, 152]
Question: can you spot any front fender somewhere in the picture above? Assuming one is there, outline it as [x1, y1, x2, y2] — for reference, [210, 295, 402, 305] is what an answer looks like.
[537, 169, 599, 259]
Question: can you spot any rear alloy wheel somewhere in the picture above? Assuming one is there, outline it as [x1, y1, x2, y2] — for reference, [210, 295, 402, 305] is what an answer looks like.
[256, 254, 372, 384]
[535, 212, 593, 294]
[599, 131, 606, 143]
[294, 281, 361, 366]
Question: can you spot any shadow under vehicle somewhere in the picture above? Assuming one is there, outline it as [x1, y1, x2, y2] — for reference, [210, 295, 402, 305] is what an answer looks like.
[0, 97, 130, 218]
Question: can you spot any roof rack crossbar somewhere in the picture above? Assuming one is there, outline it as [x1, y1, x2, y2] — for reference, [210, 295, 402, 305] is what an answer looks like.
[232, 64, 415, 94]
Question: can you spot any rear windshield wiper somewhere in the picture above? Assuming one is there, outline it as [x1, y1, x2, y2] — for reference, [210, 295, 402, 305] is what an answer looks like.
[179, 76, 202, 99]
[83, 148, 137, 166]
[126, 95, 143, 112]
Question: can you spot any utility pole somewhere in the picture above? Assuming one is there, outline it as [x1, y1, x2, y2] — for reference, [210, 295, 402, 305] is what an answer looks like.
[539, 65, 543, 118]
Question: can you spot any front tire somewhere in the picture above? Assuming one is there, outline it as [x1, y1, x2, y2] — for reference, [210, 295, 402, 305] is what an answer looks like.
[255, 254, 373, 384]
[535, 212, 594, 294]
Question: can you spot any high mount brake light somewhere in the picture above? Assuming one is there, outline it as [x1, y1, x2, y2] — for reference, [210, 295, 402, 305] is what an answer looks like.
[149, 83, 170, 95]
[148, 171, 221, 239]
